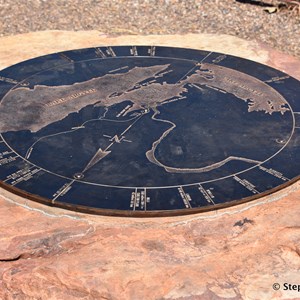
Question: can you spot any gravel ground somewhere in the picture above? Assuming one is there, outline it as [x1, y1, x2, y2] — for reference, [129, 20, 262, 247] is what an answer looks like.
[0, 0, 299, 57]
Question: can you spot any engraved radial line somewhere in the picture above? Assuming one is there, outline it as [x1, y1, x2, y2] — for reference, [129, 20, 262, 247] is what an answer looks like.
[52, 180, 75, 202]
[105, 113, 144, 151]
[176, 64, 198, 82]
[200, 51, 213, 63]
[120, 113, 144, 136]
[176, 52, 212, 83]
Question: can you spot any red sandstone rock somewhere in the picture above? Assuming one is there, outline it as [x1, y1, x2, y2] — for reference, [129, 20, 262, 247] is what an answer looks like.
[0, 181, 300, 299]
[0, 32, 299, 300]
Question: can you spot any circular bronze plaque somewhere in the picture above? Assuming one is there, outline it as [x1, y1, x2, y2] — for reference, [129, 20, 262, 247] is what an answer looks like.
[0, 46, 299, 216]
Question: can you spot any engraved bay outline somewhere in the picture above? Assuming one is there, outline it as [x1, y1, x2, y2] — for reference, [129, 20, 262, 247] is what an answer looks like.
[145, 106, 262, 174]
[142, 62, 291, 174]
[0, 54, 296, 189]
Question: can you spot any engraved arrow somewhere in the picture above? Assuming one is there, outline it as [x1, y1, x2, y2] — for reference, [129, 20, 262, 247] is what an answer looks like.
[74, 101, 149, 179]
[82, 148, 111, 173]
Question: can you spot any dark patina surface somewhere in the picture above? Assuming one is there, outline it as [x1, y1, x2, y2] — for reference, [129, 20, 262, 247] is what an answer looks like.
[0, 46, 299, 216]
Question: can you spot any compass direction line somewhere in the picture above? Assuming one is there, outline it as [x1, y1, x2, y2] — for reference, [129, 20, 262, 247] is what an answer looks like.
[200, 51, 213, 63]
[177, 65, 198, 82]
[78, 108, 145, 173]
[104, 142, 114, 152]
[176, 53, 212, 83]
[52, 180, 74, 202]
[123, 139, 132, 143]
[120, 114, 144, 136]
[100, 115, 140, 123]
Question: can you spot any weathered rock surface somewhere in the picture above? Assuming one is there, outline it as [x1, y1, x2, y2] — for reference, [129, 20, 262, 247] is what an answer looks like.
[0, 31, 300, 300]
[1, 181, 300, 300]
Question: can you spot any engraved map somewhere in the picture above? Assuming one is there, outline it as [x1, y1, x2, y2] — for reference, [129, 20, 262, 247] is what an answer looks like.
[0, 46, 299, 216]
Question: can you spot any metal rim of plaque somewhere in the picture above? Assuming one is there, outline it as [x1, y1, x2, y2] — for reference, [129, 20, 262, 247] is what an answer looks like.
[0, 45, 299, 217]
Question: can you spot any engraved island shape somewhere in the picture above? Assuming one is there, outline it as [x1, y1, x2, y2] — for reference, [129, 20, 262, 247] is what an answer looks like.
[181, 63, 289, 115]
[0, 64, 170, 132]
[0, 62, 289, 133]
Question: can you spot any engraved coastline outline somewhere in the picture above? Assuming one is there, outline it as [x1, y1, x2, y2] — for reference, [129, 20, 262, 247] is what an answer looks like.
[0, 62, 290, 174]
